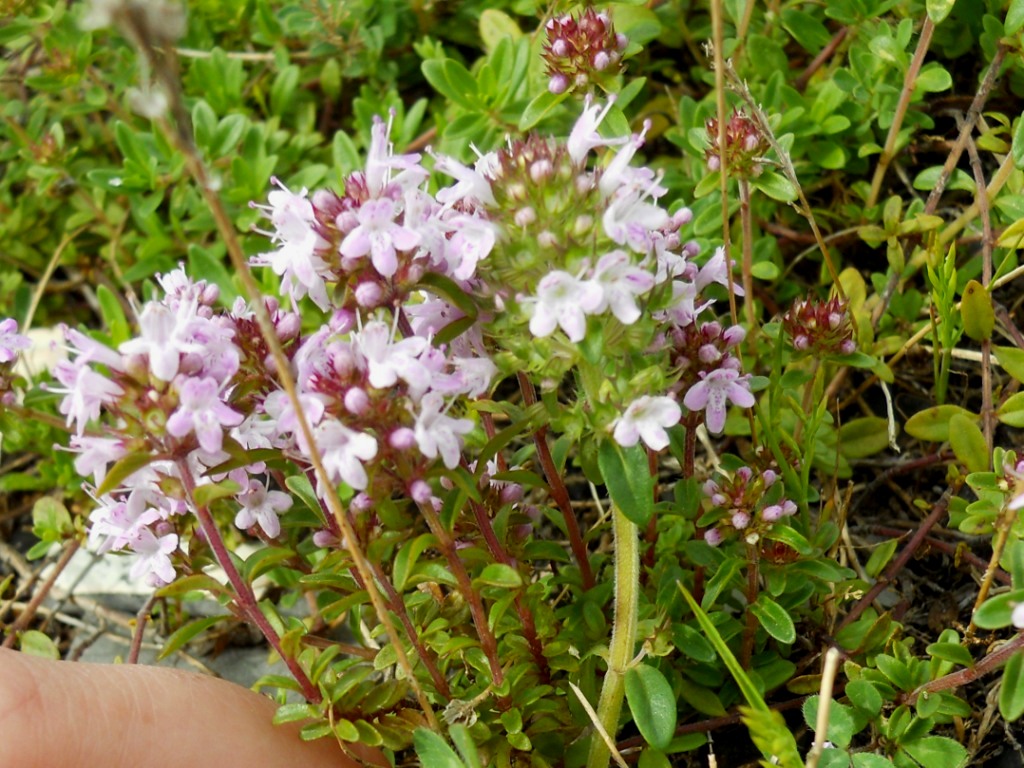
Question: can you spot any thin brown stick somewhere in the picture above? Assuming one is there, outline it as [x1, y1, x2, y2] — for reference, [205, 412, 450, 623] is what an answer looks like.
[794, 28, 848, 93]
[127, 594, 158, 664]
[2, 539, 80, 648]
[866, 18, 935, 208]
[838, 482, 958, 631]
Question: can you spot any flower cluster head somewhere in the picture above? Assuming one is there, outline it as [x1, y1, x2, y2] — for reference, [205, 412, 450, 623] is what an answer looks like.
[543, 8, 628, 94]
[705, 110, 770, 178]
[701, 464, 796, 547]
[782, 295, 856, 356]
[668, 315, 752, 434]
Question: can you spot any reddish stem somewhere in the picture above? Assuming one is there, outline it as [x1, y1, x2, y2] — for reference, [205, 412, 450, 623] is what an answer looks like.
[517, 372, 595, 590]
[177, 459, 321, 703]
[838, 483, 958, 632]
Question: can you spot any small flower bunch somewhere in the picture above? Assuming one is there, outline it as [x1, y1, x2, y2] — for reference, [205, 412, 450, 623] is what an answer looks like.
[705, 109, 770, 178]
[543, 7, 628, 95]
[0, 318, 31, 405]
[782, 295, 856, 356]
[701, 464, 796, 546]
[665, 299, 753, 434]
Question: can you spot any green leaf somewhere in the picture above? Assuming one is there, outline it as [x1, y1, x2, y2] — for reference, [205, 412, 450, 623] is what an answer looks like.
[763, 525, 813, 556]
[187, 244, 238, 305]
[961, 280, 994, 342]
[270, 64, 300, 116]
[904, 405, 975, 442]
[519, 90, 568, 131]
[1009, 0, 1024, 34]
[96, 284, 131, 346]
[473, 563, 522, 589]
[18, 629, 60, 659]
[422, 59, 479, 111]
[973, 589, 1024, 629]
[625, 663, 677, 750]
[925, 642, 974, 668]
[392, 534, 436, 592]
[1000, 652, 1024, 721]
[864, 537, 899, 579]
[449, 724, 482, 768]
[803, 695, 857, 749]
[598, 438, 655, 526]
[678, 583, 770, 713]
[96, 452, 160, 497]
[157, 615, 229, 660]
[750, 170, 798, 202]
[995, 346, 1024, 384]
[31, 496, 72, 541]
[838, 417, 892, 459]
[413, 728, 465, 768]
[901, 736, 968, 768]
[192, 479, 242, 508]
[479, 9, 521, 52]
[915, 64, 952, 93]
[998, 392, 1024, 427]
[750, 594, 796, 644]
[949, 413, 988, 473]
[1014, 115, 1024, 170]
[845, 679, 884, 716]
[853, 755, 896, 768]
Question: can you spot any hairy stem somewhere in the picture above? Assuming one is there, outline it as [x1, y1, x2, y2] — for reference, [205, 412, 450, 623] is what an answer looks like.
[586, 506, 639, 768]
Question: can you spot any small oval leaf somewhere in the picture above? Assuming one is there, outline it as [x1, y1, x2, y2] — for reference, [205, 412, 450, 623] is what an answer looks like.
[949, 413, 989, 473]
[625, 663, 678, 750]
[904, 405, 975, 442]
[961, 280, 994, 342]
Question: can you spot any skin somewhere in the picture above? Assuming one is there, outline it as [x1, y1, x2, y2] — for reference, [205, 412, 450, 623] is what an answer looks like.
[0, 648, 369, 768]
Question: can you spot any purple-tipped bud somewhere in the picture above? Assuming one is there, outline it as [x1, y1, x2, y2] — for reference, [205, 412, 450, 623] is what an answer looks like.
[343, 387, 370, 415]
[514, 207, 537, 227]
[702, 479, 719, 496]
[698, 344, 721, 364]
[840, 339, 857, 355]
[707, 154, 721, 172]
[500, 483, 524, 504]
[593, 51, 610, 71]
[551, 38, 569, 57]
[704, 527, 723, 547]
[731, 511, 750, 529]
[722, 325, 746, 347]
[351, 492, 373, 512]
[410, 479, 433, 504]
[761, 504, 783, 522]
[762, 469, 777, 488]
[389, 427, 416, 450]
[355, 281, 385, 308]
[548, 73, 570, 95]
[781, 500, 798, 516]
[736, 466, 752, 483]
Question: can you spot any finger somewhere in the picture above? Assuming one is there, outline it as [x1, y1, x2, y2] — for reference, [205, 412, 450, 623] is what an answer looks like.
[0, 648, 361, 768]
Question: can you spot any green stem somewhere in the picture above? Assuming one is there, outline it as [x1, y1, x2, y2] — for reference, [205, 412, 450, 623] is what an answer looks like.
[586, 505, 639, 768]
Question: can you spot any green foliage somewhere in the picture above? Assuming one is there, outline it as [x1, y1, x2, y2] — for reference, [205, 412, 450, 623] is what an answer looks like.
[7, 0, 1024, 765]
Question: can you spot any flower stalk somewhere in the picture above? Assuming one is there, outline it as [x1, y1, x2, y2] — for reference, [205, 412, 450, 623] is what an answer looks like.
[586, 504, 639, 768]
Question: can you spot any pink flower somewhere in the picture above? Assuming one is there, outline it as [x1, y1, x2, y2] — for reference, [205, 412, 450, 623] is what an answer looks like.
[340, 197, 420, 278]
[413, 392, 474, 469]
[306, 419, 378, 490]
[167, 377, 244, 453]
[234, 480, 293, 538]
[50, 356, 124, 435]
[592, 250, 656, 325]
[129, 528, 178, 586]
[567, 96, 626, 164]
[612, 395, 681, 451]
[527, 271, 603, 342]
[0, 318, 30, 363]
[683, 368, 755, 434]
